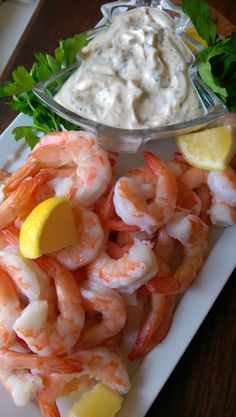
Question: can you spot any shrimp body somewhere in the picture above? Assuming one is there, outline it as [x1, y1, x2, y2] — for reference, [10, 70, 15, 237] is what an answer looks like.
[6, 131, 112, 208]
[87, 238, 158, 293]
[14, 257, 85, 356]
[0, 247, 57, 314]
[52, 207, 104, 270]
[207, 169, 236, 226]
[0, 370, 43, 407]
[73, 348, 131, 394]
[0, 269, 21, 347]
[113, 153, 177, 234]
[77, 281, 126, 348]
[153, 213, 209, 294]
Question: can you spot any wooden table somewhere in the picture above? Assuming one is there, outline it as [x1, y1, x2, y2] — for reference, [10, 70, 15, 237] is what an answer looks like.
[0, 1, 235, 417]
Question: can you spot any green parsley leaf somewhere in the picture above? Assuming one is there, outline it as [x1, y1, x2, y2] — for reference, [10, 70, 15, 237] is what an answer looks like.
[0, 32, 88, 147]
[182, 0, 217, 46]
[12, 126, 40, 149]
[199, 33, 236, 111]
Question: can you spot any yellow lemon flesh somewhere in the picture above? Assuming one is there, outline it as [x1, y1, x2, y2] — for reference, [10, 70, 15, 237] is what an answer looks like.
[20, 196, 79, 259]
[69, 383, 123, 417]
[185, 27, 208, 48]
[176, 125, 236, 171]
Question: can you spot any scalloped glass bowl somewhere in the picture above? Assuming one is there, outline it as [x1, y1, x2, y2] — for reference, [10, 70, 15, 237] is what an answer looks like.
[33, 0, 227, 153]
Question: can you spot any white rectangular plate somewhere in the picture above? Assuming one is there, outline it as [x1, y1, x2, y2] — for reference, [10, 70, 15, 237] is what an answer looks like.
[0, 114, 235, 417]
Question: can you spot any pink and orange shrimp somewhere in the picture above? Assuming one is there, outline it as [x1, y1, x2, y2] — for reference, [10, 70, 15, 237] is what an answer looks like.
[113, 152, 177, 234]
[74, 280, 126, 349]
[151, 212, 209, 294]
[14, 257, 85, 356]
[5, 131, 112, 208]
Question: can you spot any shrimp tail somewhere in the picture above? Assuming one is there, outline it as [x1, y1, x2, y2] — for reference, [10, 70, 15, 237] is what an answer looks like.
[128, 294, 174, 360]
[1, 349, 83, 373]
[4, 160, 40, 193]
[38, 397, 61, 417]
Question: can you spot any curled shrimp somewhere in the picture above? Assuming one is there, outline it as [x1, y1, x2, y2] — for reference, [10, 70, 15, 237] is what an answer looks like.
[113, 152, 177, 234]
[0, 268, 21, 347]
[14, 257, 85, 356]
[75, 280, 126, 349]
[52, 207, 104, 270]
[72, 347, 131, 394]
[0, 247, 57, 321]
[207, 168, 236, 226]
[5, 131, 112, 208]
[152, 212, 209, 294]
[87, 238, 157, 293]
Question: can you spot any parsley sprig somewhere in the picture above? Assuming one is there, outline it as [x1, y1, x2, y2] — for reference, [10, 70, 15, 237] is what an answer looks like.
[182, 0, 236, 112]
[0, 33, 88, 148]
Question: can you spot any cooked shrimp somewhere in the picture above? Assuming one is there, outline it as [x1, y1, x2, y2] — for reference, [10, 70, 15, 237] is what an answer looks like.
[87, 238, 157, 293]
[38, 374, 93, 417]
[0, 348, 82, 374]
[52, 207, 104, 270]
[0, 247, 56, 315]
[0, 171, 51, 229]
[113, 152, 177, 234]
[128, 293, 175, 360]
[0, 269, 21, 347]
[5, 131, 112, 208]
[72, 347, 131, 394]
[176, 181, 201, 216]
[0, 370, 43, 407]
[152, 212, 209, 294]
[14, 257, 85, 356]
[207, 168, 236, 226]
[129, 254, 175, 360]
[75, 280, 126, 349]
[126, 166, 156, 199]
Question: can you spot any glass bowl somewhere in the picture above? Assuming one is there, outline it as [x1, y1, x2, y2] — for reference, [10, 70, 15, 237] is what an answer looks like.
[33, 0, 227, 153]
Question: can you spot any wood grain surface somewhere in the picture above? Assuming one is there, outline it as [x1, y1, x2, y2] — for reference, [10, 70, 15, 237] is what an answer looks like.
[0, 1, 235, 417]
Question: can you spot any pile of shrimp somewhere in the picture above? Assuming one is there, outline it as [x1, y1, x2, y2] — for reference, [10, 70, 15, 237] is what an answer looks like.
[0, 130, 235, 417]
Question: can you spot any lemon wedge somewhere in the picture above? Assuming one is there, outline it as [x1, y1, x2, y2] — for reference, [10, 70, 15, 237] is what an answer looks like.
[176, 125, 236, 171]
[20, 196, 78, 259]
[69, 383, 123, 417]
[184, 27, 208, 48]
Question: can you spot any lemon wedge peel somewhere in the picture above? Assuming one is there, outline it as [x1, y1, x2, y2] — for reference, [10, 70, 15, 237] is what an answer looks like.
[69, 383, 123, 417]
[20, 196, 79, 259]
[176, 125, 236, 171]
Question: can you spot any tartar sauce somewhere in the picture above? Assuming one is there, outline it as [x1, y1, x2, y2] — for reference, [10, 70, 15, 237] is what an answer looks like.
[55, 7, 203, 129]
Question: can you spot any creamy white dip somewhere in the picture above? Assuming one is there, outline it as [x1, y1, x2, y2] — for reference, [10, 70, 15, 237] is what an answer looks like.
[55, 7, 203, 129]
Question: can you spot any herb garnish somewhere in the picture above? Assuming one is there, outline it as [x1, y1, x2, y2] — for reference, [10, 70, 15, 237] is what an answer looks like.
[0, 33, 88, 147]
[182, 0, 236, 112]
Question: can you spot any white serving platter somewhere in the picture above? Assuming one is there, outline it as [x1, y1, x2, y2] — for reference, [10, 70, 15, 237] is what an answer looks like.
[0, 114, 235, 417]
